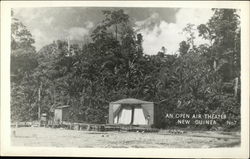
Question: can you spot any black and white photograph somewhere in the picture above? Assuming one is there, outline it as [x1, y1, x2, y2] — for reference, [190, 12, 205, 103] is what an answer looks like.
[1, 1, 249, 158]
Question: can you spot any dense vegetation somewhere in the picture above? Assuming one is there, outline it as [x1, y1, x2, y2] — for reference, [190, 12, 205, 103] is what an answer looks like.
[11, 9, 240, 130]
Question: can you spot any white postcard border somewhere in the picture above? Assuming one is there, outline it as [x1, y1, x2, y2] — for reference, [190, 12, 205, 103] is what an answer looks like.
[1, 1, 249, 158]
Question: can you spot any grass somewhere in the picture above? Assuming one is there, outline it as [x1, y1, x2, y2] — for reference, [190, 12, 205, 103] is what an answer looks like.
[11, 127, 240, 148]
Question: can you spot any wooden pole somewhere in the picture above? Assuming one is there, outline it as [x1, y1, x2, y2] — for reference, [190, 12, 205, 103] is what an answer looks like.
[38, 82, 42, 126]
[38, 86, 41, 120]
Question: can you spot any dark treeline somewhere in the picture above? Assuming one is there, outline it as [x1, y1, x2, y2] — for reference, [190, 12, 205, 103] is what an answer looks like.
[11, 9, 240, 130]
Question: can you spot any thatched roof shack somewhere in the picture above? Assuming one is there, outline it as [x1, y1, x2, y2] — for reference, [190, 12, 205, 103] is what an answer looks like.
[109, 98, 155, 127]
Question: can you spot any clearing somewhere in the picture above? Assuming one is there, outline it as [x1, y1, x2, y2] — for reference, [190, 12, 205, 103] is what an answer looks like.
[11, 127, 240, 148]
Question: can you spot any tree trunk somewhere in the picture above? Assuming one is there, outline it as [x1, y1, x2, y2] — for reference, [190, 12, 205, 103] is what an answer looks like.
[115, 24, 118, 41]
[234, 77, 238, 98]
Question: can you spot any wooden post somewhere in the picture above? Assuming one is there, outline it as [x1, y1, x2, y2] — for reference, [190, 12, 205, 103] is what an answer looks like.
[130, 106, 135, 125]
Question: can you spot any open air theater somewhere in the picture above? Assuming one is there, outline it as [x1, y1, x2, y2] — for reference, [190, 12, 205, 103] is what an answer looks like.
[109, 98, 157, 127]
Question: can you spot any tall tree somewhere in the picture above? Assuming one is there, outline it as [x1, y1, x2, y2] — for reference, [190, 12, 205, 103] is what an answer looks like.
[197, 9, 240, 81]
[11, 10, 38, 121]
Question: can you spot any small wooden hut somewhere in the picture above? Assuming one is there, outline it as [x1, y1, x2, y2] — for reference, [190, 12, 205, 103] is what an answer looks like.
[54, 105, 70, 124]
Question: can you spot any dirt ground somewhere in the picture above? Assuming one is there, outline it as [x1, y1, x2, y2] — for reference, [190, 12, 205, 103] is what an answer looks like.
[11, 127, 240, 148]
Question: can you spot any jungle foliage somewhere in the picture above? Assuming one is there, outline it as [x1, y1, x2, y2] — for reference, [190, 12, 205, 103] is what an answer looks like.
[11, 9, 241, 130]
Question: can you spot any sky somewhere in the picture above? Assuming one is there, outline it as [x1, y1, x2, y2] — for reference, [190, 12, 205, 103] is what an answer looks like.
[13, 7, 214, 55]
